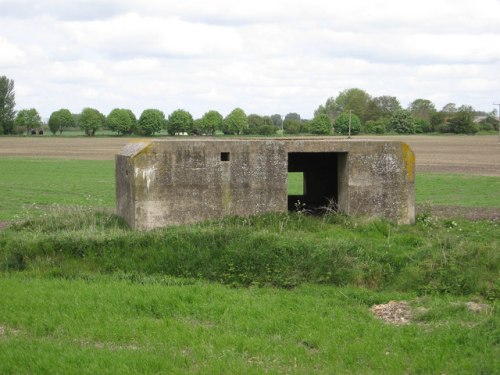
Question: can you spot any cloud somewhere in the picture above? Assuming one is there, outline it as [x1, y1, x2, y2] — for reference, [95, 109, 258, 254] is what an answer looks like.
[62, 13, 243, 59]
[0, 0, 126, 20]
[1, 0, 499, 119]
[0, 37, 25, 66]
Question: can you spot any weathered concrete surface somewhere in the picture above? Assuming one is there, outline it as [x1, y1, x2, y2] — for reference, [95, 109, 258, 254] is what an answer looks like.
[116, 138, 415, 230]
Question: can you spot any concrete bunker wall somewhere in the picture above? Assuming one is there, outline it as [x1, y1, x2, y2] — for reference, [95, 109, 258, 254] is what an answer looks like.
[116, 138, 415, 230]
[116, 139, 288, 230]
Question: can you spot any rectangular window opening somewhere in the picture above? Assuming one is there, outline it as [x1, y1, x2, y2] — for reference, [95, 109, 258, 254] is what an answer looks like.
[220, 152, 230, 162]
[287, 152, 347, 213]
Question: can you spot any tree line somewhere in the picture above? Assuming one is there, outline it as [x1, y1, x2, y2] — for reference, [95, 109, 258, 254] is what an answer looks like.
[1, 76, 498, 136]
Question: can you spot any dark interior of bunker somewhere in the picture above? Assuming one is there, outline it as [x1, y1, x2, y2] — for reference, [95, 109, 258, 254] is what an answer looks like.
[287, 152, 347, 213]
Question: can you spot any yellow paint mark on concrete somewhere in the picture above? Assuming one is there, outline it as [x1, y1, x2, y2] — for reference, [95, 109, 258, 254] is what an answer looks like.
[402, 143, 415, 183]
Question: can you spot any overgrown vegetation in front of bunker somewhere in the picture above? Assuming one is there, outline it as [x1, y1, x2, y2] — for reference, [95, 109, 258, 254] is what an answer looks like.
[0, 207, 498, 299]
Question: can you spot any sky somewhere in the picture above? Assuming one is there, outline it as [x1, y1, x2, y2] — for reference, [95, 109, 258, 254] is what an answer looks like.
[1, 0, 499, 120]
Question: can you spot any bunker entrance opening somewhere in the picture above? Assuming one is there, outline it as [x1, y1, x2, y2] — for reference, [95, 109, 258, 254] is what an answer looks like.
[287, 152, 347, 213]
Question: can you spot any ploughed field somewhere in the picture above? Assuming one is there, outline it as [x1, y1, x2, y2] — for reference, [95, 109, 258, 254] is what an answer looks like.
[1, 135, 499, 176]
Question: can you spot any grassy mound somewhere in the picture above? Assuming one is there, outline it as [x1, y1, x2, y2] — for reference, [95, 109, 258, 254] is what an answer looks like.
[1, 207, 498, 298]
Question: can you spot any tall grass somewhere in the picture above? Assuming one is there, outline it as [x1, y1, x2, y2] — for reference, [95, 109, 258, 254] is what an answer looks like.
[1, 208, 498, 298]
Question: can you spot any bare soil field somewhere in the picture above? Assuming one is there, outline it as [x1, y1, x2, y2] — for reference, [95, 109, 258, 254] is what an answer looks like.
[368, 135, 500, 176]
[0, 135, 498, 176]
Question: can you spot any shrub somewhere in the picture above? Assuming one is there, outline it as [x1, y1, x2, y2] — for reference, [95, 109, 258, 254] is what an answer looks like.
[334, 112, 361, 135]
[387, 109, 415, 134]
[310, 114, 331, 135]
[364, 119, 387, 134]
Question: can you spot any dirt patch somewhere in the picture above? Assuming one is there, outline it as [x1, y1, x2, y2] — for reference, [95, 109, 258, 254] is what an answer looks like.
[365, 135, 500, 177]
[417, 205, 500, 221]
[371, 300, 493, 326]
[370, 301, 412, 325]
[0, 221, 10, 230]
[0, 325, 21, 336]
[1, 135, 499, 176]
[466, 302, 491, 314]
[0, 137, 129, 161]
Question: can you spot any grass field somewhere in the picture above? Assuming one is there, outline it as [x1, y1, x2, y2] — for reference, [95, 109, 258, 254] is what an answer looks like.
[0, 158, 115, 220]
[1, 274, 497, 374]
[1, 135, 499, 374]
[1, 207, 498, 373]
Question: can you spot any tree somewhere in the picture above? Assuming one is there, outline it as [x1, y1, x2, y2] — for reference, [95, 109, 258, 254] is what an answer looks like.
[364, 118, 388, 134]
[284, 113, 301, 122]
[441, 103, 457, 114]
[15, 108, 42, 135]
[246, 114, 276, 135]
[478, 113, 499, 131]
[445, 105, 478, 134]
[247, 114, 264, 134]
[310, 113, 331, 135]
[106, 108, 136, 135]
[408, 98, 436, 132]
[387, 110, 415, 134]
[334, 88, 371, 124]
[0, 76, 16, 134]
[167, 109, 194, 135]
[79, 107, 104, 136]
[300, 119, 311, 133]
[223, 108, 247, 135]
[283, 118, 301, 134]
[256, 119, 277, 135]
[48, 109, 75, 135]
[191, 118, 203, 135]
[270, 114, 282, 128]
[314, 97, 339, 120]
[365, 96, 401, 121]
[136, 109, 165, 136]
[334, 112, 361, 135]
[200, 110, 223, 135]
[408, 99, 436, 121]
[316, 88, 371, 126]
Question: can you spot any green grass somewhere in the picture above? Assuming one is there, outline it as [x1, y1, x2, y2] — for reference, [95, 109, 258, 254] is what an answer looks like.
[416, 173, 500, 207]
[0, 157, 499, 373]
[0, 274, 497, 374]
[0, 158, 115, 220]
[1, 207, 498, 296]
[288, 172, 304, 195]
